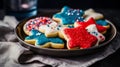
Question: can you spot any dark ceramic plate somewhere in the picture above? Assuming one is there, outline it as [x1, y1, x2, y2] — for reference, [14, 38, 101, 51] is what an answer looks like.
[15, 15, 117, 57]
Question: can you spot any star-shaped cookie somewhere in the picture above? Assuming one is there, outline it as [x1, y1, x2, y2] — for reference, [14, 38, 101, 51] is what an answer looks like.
[75, 17, 107, 33]
[96, 19, 110, 29]
[25, 29, 64, 49]
[53, 6, 84, 25]
[39, 21, 66, 39]
[62, 26, 98, 49]
[84, 8, 104, 20]
[86, 24, 105, 46]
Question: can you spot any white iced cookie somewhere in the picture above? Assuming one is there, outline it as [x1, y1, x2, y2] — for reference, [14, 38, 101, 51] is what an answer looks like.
[23, 17, 53, 35]
[39, 21, 66, 39]
[86, 24, 105, 46]
[84, 9, 104, 20]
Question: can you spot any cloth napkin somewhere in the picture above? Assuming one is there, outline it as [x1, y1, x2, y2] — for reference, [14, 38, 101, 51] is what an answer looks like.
[0, 16, 120, 67]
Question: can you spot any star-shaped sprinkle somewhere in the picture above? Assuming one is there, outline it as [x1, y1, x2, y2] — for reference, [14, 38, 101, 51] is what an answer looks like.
[53, 6, 84, 25]
[25, 29, 64, 48]
[63, 26, 98, 49]
[75, 17, 107, 33]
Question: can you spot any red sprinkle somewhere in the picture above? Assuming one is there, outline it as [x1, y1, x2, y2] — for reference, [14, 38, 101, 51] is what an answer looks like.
[64, 26, 97, 49]
[26, 17, 52, 31]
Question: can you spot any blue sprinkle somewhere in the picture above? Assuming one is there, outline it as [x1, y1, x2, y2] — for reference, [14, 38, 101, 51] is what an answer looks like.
[58, 25, 61, 27]
[57, 27, 60, 30]
[47, 25, 49, 27]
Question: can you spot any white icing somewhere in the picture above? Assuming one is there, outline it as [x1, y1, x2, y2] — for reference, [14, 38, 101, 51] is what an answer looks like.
[36, 32, 41, 36]
[86, 24, 105, 46]
[39, 21, 63, 34]
[84, 9, 104, 20]
[85, 9, 95, 15]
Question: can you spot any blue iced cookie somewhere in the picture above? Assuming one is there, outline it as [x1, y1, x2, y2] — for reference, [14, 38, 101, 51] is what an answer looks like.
[96, 19, 110, 29]
[24, 29, 64, 49]
[53, 6, 84, 25]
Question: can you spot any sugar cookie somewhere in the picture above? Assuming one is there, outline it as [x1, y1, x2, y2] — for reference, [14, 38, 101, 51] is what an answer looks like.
[75, 17, 107, 34]
[25, 29, 64, 49]
[62, 26, 98, 49]
[23, 17, 53, 35]
[84, 8, 104, 20]
[86, 24, 105, 46]
[53, 6, 84, 25]
[96, 19, 110, 29]
[39, 21, 67, 39]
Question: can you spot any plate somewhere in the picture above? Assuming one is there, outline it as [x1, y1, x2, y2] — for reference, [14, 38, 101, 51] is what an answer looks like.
[15, 15, 117, 57]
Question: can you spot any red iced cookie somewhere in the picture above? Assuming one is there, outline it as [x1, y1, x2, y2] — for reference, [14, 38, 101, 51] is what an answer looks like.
[63, 26, 98, 49]
[75, 17, 107, 33]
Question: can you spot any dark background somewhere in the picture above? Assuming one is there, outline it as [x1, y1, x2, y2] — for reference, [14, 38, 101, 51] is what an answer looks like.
[0, 0, 119, 9]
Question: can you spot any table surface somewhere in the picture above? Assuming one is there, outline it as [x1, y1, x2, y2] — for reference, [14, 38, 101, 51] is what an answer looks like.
[0, 9, 120, 67]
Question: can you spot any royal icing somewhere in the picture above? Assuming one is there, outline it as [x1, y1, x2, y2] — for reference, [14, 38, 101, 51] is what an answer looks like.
[53, 6, 84, 25]
[63, 26, 98, 49]
[86, 24, 105, 46]
[84, 9, 104, 20]
[25, 29, 64, 47]
[39, 21, 67, 38]
[66, 24, 74, 28]
[25, 17, 52, 32]
[75, 17, 107, 33]
[96, 20, 108, 26]
[39, 21, 62, 36]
